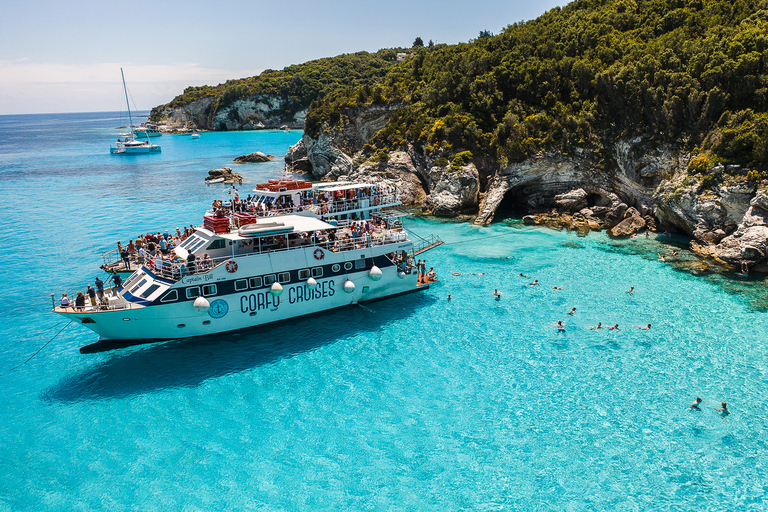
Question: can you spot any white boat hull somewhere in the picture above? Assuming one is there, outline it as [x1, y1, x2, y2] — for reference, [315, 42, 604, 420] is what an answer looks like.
[58, 242, 423, 341]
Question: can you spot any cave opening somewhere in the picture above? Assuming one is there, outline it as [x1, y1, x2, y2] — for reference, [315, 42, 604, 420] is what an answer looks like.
[494, 186, 533, 219]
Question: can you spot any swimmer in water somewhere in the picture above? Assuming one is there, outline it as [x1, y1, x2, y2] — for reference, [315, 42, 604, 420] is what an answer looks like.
[552, 286, 563, 290]
[529, 279, 539, 286]
[493, 289, 501, 300]
[447, 294, 451, 300]
[627, 286, 634, 294]
[658, 253, 666, 262]
[567, 307, 576, 315]
[518, 273, 529, 278]
[714, 402, 729, 417]
[689, 397, 703, 411]
[608, 324, 620, 330]
[591, 322, 602, 330]
[633, 324, 651, 330]
[549, 320, 566, 334]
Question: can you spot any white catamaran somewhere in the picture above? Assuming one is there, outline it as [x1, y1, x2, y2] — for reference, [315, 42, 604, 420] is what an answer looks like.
[56, 179, 443, 346]
[110, 68, 161, 155]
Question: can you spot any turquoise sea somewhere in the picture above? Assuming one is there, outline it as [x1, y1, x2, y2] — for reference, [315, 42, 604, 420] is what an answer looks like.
[1, 112, 768, 511]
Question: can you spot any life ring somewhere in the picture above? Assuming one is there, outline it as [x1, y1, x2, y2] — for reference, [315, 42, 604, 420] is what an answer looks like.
[314, 248, 325, 260]
[225, 260, 238, 273]
[452, 272, 461, 276]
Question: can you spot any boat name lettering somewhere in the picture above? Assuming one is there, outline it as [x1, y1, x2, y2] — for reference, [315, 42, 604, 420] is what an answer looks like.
[181, 274, 214, 284]
[240, 292, 280, 313]
[287, 280, 335, 304]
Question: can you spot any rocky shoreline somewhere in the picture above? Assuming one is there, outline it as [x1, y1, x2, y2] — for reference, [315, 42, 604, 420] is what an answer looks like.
[283, 108, 768, 273]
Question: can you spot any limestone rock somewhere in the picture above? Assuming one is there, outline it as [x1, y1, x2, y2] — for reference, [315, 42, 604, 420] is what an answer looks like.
[607, 214, 646, 238]
[233, 152, 274, 163]
[205, 167, 242, 183]
[554, 188, 588, 213]
[423, 164, 480, 216]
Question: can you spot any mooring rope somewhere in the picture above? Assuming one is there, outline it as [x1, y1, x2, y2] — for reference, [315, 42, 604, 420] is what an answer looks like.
[0, 320, 73, 378]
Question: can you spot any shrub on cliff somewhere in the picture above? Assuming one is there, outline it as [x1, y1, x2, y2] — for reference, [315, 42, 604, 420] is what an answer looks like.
[307, 0, 768, 170]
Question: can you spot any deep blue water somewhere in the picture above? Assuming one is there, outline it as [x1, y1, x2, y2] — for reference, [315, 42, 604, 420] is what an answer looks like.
[1, 112, 767, 511]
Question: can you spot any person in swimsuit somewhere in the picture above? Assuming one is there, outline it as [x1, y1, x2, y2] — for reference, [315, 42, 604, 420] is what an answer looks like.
[608, 324, 620, 330]
[529, 279, 539, 286]
[714, 402, 729, 417]
[627, 286, 634, 294]
[518, 273, 529, 278]
[493, 289, 502, 300]
[689, 397, 703, 411]
[550, 320, 565, 334]
[633, 324, 651, 330]
[591, 322, 602, 330]
[568, 307, 576, 315]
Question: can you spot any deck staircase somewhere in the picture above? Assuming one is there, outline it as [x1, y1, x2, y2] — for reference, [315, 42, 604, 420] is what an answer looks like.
[413, 235, 444, 256]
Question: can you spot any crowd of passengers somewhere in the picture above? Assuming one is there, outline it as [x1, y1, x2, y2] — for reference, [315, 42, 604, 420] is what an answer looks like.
[110, 215, 401, 276]
[213, 184, 397, 217]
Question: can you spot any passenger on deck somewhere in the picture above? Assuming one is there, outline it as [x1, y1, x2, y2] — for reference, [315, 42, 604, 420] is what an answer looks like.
[60, 293, 71, 308]
[75, 291, 86, 311]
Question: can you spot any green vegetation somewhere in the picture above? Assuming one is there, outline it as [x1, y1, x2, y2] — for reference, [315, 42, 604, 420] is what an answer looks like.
[307, 0, 768, 170]
[149, 50, 401, 125]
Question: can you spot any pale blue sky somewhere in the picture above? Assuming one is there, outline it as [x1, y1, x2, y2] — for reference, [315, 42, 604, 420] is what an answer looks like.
[0, 0, 567, 114]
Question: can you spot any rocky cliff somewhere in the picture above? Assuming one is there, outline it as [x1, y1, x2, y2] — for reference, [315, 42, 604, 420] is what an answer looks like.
[294, 107, 768, 271]
[153, 95, 306, 131]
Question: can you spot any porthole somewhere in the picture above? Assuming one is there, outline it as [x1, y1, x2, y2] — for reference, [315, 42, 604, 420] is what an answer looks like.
[332, 264, 340, 272]
[344, 262, 353, 271]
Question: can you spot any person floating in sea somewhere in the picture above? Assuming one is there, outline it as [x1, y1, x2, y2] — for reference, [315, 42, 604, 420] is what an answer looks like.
[493, 289, 502, 300]
[552, 286, 563, 290]
[627, 286, 635, 294]
[591, 322, 602, 330]
[529, 279, 539, 286]
[608, 324, 620, 330]
[568, 307, 576, 315]
[633, 324, 652, 330]
[689, 397, 703, 411]
[517, 273, 529, 278]
[714, 402, 729, 417]
[658, 253, 666, 262]
[447, 294, 451, 300]
[550, 320, 566, 334]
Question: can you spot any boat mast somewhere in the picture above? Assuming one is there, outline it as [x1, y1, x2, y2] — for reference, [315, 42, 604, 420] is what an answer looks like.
[120, 68, 134, 141]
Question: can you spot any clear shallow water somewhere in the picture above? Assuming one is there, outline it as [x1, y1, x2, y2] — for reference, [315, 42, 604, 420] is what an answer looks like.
[1, 113, 768, 511]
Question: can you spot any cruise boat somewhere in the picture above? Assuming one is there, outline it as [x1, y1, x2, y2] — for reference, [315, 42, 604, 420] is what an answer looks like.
[57, 180, 443, 345]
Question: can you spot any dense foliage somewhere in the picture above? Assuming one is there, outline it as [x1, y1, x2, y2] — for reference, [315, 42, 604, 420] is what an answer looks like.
[149, 50, 400, 123]
[310, 0, 768, 170]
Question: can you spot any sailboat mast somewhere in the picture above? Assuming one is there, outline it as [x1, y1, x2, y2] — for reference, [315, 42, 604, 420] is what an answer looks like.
[120, 68, 134, 140]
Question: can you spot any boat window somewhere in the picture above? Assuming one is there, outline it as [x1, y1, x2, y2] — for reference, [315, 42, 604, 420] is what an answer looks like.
[344, 262, 353, 271]
[186, 286, 200, 299]
[206, 239, 226, 250]
[160, 290, 178, 303]
[202, 284, 217, 296]
[141, 284, 160, 298]
[278, 272, 290, 283]
[179, 235, 202, 250]
[189, 238, 209, 253]
[130, 278, 147, 294]
[332, 264, 340, 272]
[355, 259, 366, 269]
[249, 277, 263, 288]
[298, 269, 310, 279]
[263, 275, 275, 286]
[122, 271, 144, 290]
[234, 279, 248, 291]
[312, 267, 323, 278]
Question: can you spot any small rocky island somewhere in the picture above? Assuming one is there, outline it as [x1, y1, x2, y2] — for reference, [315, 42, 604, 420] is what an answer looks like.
[205, 167, 242, 184]
[233, 152, 274, 163]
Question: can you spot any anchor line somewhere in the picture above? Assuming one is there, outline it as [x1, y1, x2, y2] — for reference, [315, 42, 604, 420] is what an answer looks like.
[0, 320, 73, 378]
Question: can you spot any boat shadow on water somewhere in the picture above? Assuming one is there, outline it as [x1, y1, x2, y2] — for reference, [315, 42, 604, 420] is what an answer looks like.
[41, 293, 434, 403]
